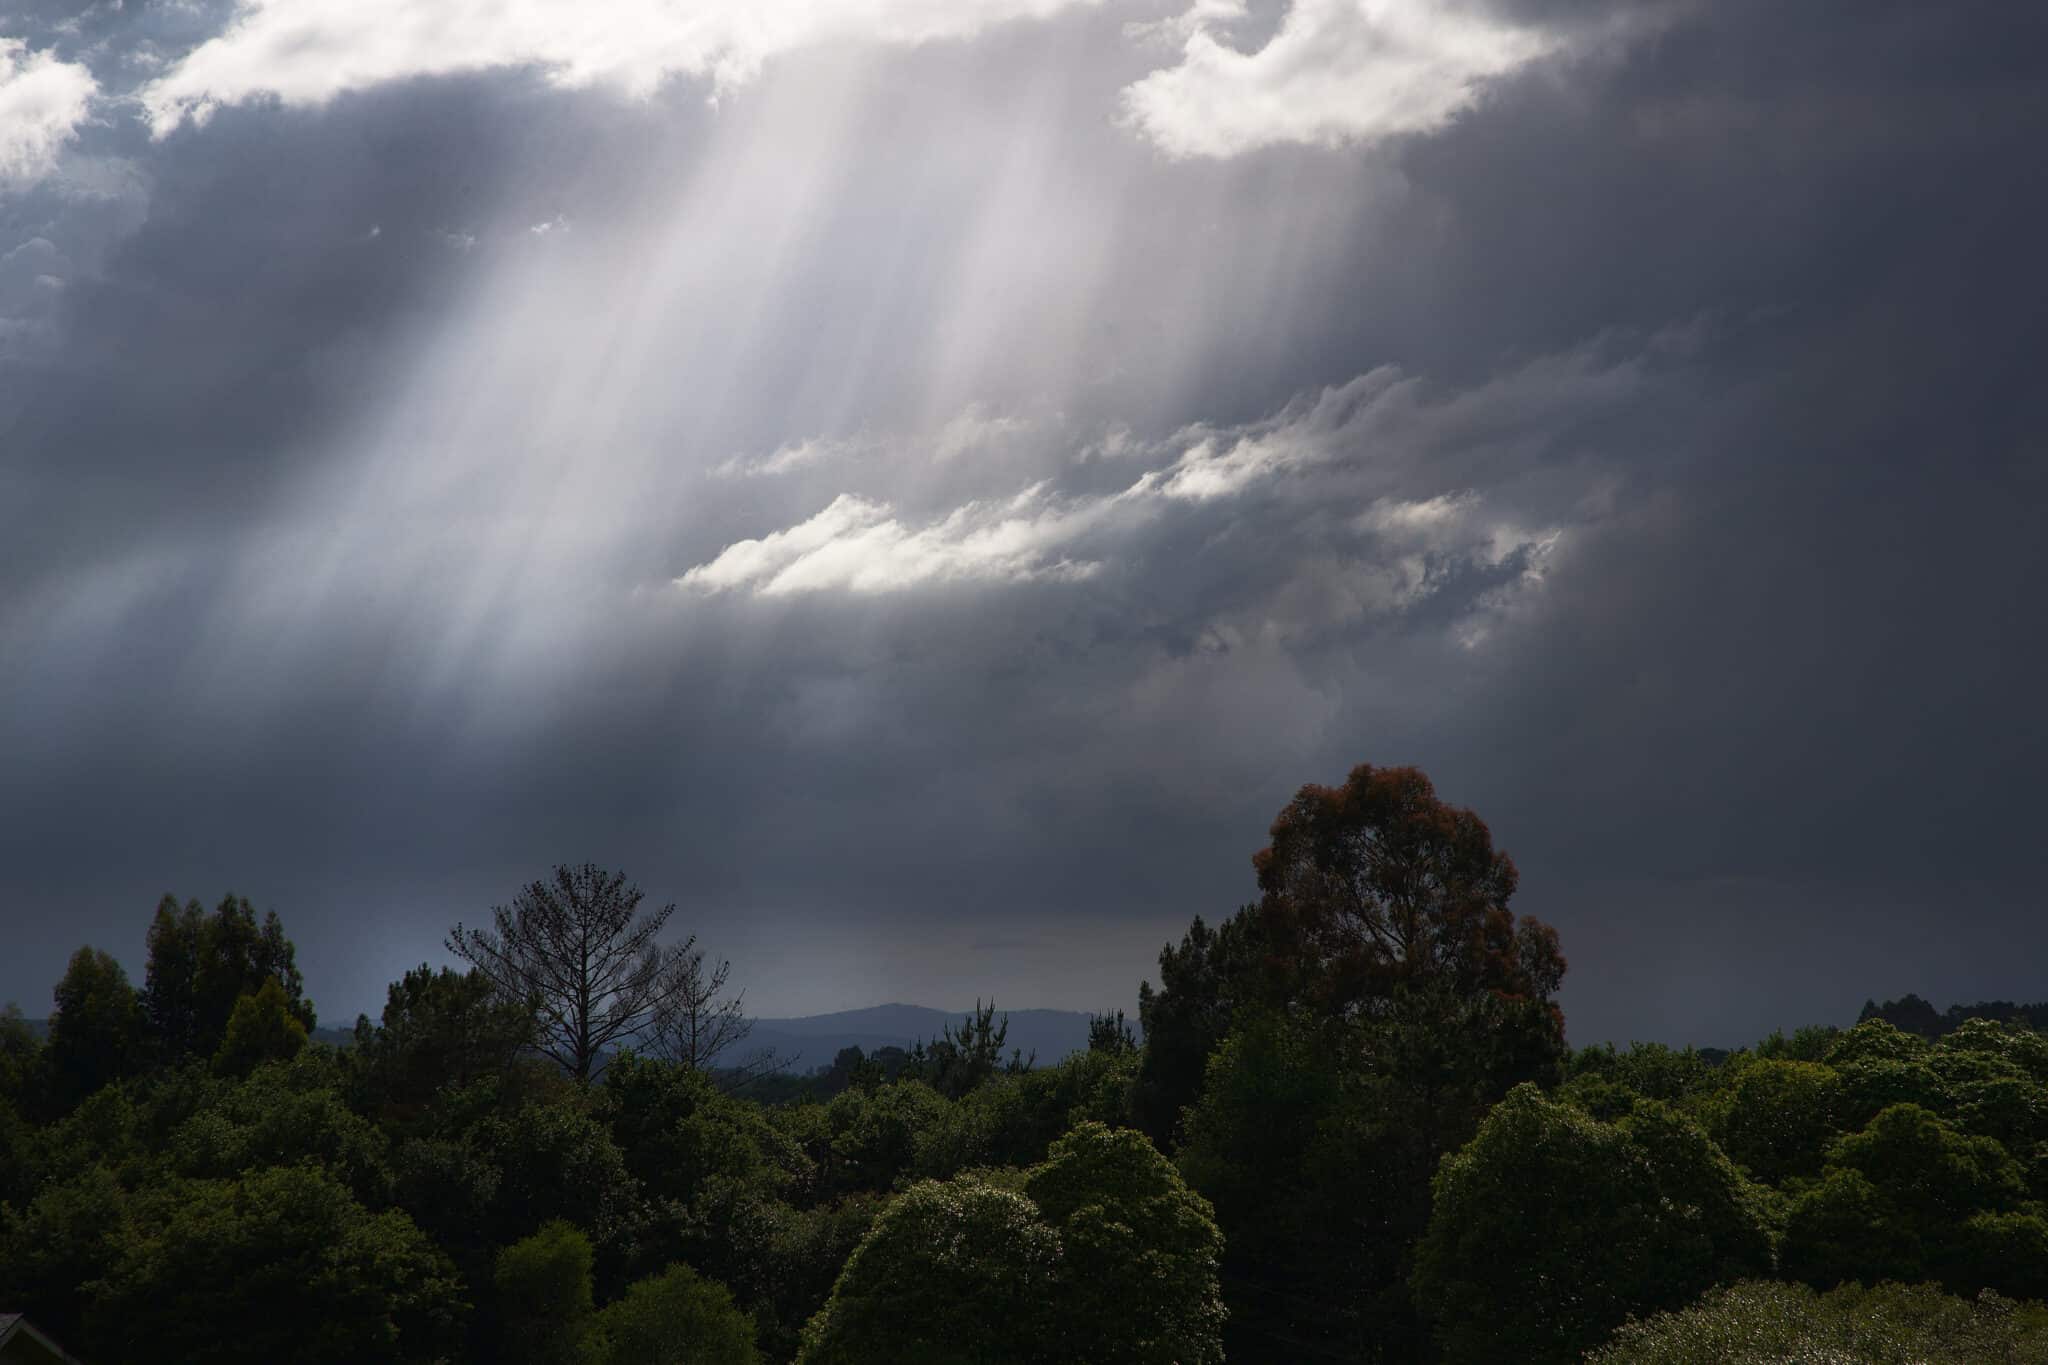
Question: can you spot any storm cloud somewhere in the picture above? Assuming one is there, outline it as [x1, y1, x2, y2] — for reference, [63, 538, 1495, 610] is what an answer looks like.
[1, 0, 2043, 1047]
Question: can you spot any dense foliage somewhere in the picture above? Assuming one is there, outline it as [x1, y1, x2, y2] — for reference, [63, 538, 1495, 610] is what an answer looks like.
[1590, 1280, 2048, 1364]
[2, 767, 2045, 1362]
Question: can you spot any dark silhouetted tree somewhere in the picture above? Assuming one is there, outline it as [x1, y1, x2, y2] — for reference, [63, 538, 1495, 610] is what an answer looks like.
[47, 946, 143, 1105]
[819, 1046, 882, 1096]
[448, 864, 680, 1082]
[1860, 993, 1945, 1040]
[1133, 908, 1270, 1146]
[644, 942, 769, 1085]
[0, 1002, 42, 1109]
[1164, 764, 1573, 1358]
[1254, 763, 1564, 1029]
[906, 1001, 1030, 1100]
[1088, 1009, 1139, 1056]
[144, 895, 313, 1060]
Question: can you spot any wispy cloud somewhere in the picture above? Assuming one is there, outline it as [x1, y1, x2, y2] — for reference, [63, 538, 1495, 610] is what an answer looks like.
[933, 403, 1033, 462]
[712, 434, 871, 480]
[677, 488, 1108, 595]
[679, 339, 1647, 618]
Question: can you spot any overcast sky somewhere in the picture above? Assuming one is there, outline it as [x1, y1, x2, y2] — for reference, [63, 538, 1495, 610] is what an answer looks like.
[2, 0, 2043, 1046]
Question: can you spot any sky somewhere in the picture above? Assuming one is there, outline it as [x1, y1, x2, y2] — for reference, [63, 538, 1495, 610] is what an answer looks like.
[1, 0, 2043, 1048]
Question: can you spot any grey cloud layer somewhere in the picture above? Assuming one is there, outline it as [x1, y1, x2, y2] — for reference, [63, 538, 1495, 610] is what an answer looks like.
[1, 0, 2043, 1044]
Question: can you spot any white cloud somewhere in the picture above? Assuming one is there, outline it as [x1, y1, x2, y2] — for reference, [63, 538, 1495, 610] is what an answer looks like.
[933, 402, 1032, 462]
[0, 41, 97, 185]
[679, 341, 1645, 609]
[677, 488, 1108, 595]
[1132, 366, 1408, 501]
[1120, 0, 1556, 159]
[1357, 490, 1478, 534]
[139, 0, 1103, 135]
[713, 433, 871, 479]
[712, 406, 1031, 481]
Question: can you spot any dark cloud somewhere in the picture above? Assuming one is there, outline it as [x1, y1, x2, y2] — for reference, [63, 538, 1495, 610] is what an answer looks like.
[1, 0, 2043, 1044]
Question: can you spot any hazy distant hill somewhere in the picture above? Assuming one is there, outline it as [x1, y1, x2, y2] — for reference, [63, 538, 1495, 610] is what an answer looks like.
[24, 1003, 1114, 1073]
[743, 1004, 1106, 1074]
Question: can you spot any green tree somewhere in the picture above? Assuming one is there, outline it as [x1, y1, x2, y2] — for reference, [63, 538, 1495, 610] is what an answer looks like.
[496, 1220, 596, 1365]
[587, 1262, 760, 1365]
[93, 1165, 462, 1364]
[1754, 1024, 1842, 1062]
[1132, 907, 1270, 1146]
[47, 946, 144, 1105]
[1088, 1009, 1139, 1056]
[1174, 1010, 1352, 1320]
[1025, 1122, 1226, 1365]
[1782, 1102, 2040, 1295]
[142, 896, 204, 1055]
[1567, 1040, 1721, 1105]
[1942, 1016, 2048, 1085]
[170, 1050, 392, 1206]
[796, 1177, 1061, 1365]
[1704, 1056, 1847, 1183]
[1412, 1084, 1772, 1364]
[912, 1048, 1141, 1181]
[598, 1052, 794, 1210]
[144, 895, 313, 1060]
[815, 1079, 951, 1197]
[0, 1163, 130, 1348]
[352, 964, 536, 1118]
[905, 1000, 1031, 1101]
[0, 1001, 44, 1110]
[731, 1194, 884, 1361]
[1827, 1017, 1933, 1069]
[1589, 1280, 2048, 1365]
[1929, 1020, 2048, 1154]
[819, 1045, 884, 1096]
[471, 1097, 642, 1258]
[213, 977, 309, 1077]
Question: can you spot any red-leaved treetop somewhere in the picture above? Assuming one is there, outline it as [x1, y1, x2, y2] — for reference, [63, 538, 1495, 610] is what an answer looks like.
[1253, 763, 1565, 1024]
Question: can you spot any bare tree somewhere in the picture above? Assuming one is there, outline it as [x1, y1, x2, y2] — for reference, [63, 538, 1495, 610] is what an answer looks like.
[447, 863, 675, 1082]
[645, 945, 783, 1088]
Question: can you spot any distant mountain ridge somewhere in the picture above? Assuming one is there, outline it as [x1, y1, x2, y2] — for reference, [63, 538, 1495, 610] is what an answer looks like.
[743, 1004, 1108, 1073]
[21, 1003, 1119, 1073]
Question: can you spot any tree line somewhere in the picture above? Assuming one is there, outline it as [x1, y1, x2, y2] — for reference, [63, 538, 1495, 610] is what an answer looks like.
[2, 763, 2046, 1362]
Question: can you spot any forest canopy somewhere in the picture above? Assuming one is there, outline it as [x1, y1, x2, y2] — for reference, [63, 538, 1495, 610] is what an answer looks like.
[1, 764, 2044, 1363]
